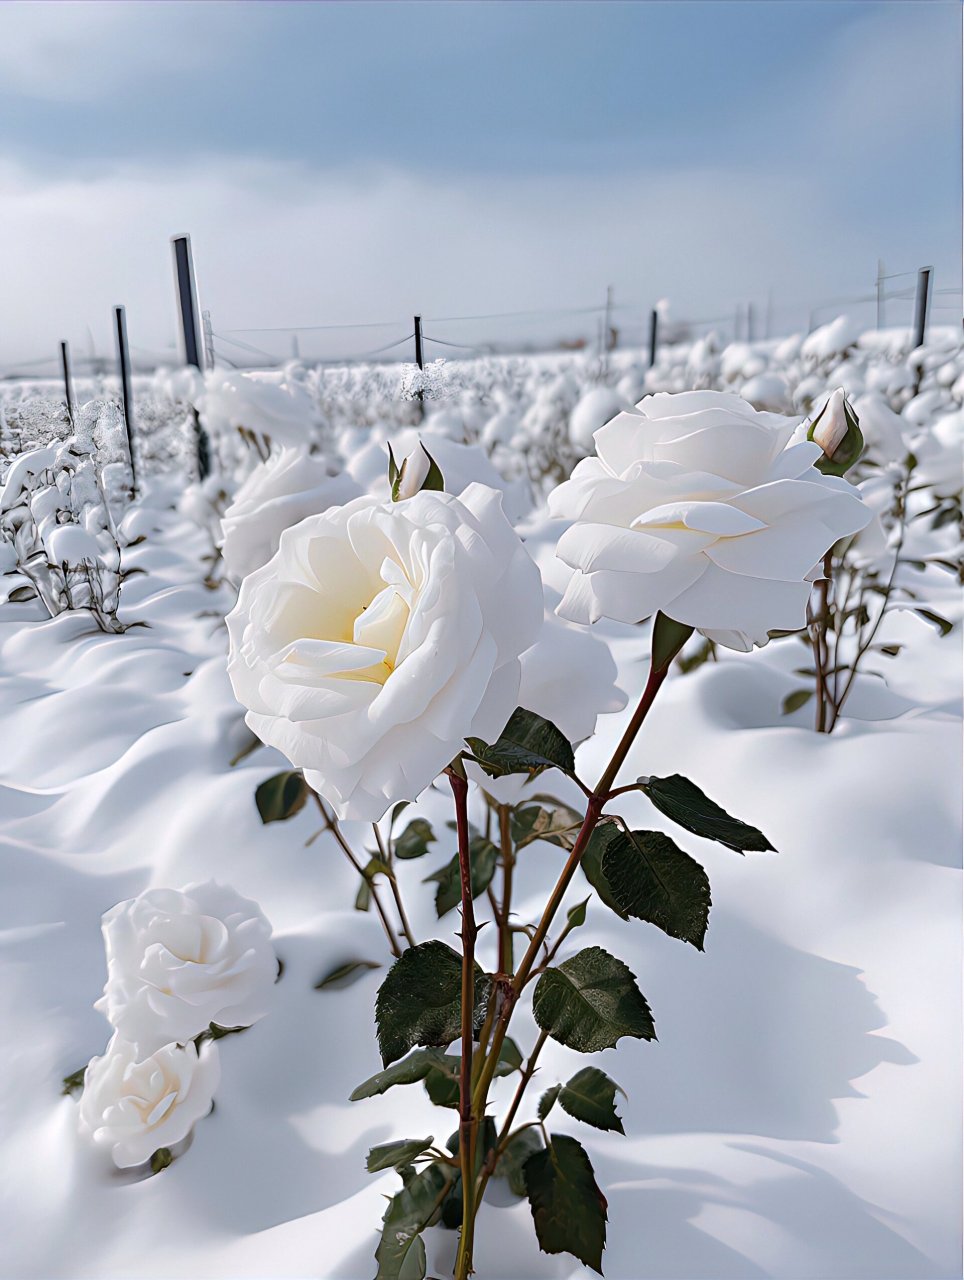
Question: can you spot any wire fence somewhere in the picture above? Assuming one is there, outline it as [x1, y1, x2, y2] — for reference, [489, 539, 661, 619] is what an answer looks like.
[4, 264, 961, 382]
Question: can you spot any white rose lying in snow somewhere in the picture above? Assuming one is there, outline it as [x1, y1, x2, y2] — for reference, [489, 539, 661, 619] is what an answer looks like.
[219, 446, 361, 583]
[549, 390, 870, 649]
[95, 882, 276, 1053]
[79, 1034, 219, 1169]
[226, 483, 542, 821]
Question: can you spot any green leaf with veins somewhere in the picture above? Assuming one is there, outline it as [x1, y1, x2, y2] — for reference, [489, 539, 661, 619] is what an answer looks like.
[557, 1066, 625, 1133]
[466, 708, 576, 779]
[375, 941, 490, 1066]
[642, 774, 776, 853]
[524, 1133, 608, 1273]
[600, 827, 711, 949]
[532, 946, 656, 1053]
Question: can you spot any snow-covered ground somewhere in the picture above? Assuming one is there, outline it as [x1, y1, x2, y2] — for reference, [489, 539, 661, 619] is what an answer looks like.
[1, 323, 961, 1279]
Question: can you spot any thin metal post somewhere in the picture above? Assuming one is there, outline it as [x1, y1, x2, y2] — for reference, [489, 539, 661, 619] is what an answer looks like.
[60, 340, 75, 426]
[912, 267, 932, 350]
[413, 314, 424, 406]
[746, 301, 755, 343]
[648, 308, 658, 368]
[171, 233, 211, 478]
[113, 306, 137, 493]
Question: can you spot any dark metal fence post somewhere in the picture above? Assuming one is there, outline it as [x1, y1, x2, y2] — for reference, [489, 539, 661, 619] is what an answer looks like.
[413, 315, 424, 408]
[648, 308, 658, 368]
[60, 340, 75, 426]
[171, 233, 211, 479]
[911, 266, 932, 395]
[912, 267, 932, 350]
[113, 306, 137, 494]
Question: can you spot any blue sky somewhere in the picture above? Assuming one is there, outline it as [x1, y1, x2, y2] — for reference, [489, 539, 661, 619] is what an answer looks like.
[0, 0, 960, 365]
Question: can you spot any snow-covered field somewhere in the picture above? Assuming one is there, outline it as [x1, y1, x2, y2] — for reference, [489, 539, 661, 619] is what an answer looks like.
[1, 319, 961, 1279]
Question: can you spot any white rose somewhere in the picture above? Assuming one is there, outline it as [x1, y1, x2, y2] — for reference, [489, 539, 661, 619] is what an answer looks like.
[78, 1034, 219, 1169]
[95, 882, 276, 1053]
[549, 390, 870, 648]
[219, 446, 361, 583]
[226, 483, 543, 821]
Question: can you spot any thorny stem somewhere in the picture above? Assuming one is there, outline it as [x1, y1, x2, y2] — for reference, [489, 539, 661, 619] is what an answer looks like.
[828, 465, 911, 731]
[469, 653, 671, 1157]
[448, 766, 478, 1280]
[372, 823, 417, 949]
[497, 804, 515, 975]
[809, 550, 834, 733]
[475, 1029, 550, 1209]
[311, 793, 402, 958]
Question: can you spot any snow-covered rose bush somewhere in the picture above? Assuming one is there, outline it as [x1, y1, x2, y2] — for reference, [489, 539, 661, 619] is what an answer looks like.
[219, 445, 361, 583]
[227, 483, 542, 820]
[78, 1035, 219, 1169]
[549, 390, 870, 647]
[95, 883, 276, 1053]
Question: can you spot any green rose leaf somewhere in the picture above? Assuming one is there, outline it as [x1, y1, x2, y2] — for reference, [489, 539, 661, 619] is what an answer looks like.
[466, 708, 576, 780]
[394, 818, 435, 861]
[495, 1126, 544, 1197]
[350, 1047, 453, 1101]
[600, 827, 711, 950]
[538, 1084, 561, 1121]
[423, 837, 498, 917]
[255, 770, 309, 823]
[642, 774, 776, 853]
[314, 959, 381, 990]
[558, 1066, 625, 1134]
[581, 822, 630, 921]
[524, 1133, 608, 1274]
[366, 1136, 435, 1174]
[375, 1162, 452, 1280]
[511, 803, 584, 851]
[781, 688, 814, 715]
[532, 945, 656, 1053]
[375, 940, 490, 1066]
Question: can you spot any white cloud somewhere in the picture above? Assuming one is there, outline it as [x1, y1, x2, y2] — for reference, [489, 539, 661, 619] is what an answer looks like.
[0, 1, 256, 101]
[3, 151, 950, 368]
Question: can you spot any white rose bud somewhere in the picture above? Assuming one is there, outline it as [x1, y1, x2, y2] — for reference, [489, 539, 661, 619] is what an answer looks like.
[808, 389, 864, 475]
[395, 444, 433, 500]
[811, 388, 849, 457]
[226, 483, 543, 821]
[549, 390, 870, 648]
[94, 882, 276, 1054]
[78, 1035, 220, 1169]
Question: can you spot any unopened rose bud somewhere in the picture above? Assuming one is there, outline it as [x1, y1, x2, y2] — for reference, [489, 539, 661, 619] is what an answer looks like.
[808, 389, 864, 476]
[391, 443, 445, 500]
[396, 444, 432, 499]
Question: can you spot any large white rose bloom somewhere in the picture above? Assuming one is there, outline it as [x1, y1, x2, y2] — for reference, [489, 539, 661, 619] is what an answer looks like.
[95, 882, 276, 1053]
[219, 446, 361, 583]
[549, 391, 871, 648]
[226, 483, 543, 821]
[78, 1034, 219, 1168]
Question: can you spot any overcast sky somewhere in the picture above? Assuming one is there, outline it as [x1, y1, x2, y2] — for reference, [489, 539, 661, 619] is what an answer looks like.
[1, 0, 960, 368]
